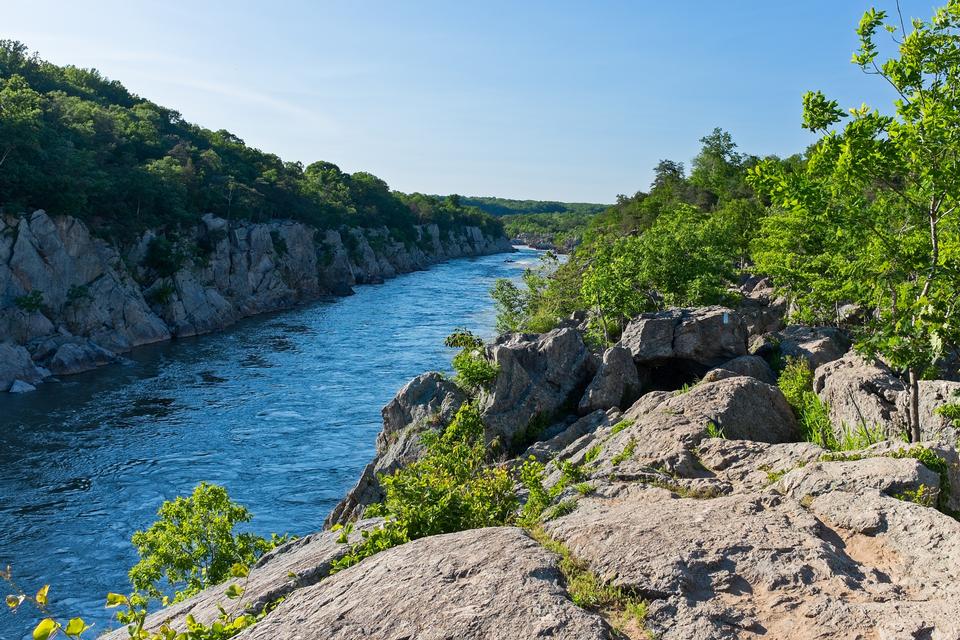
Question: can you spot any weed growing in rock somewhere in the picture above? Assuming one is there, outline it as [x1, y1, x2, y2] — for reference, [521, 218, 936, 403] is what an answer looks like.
[528, 527, 651, 638]
[583, 444, 602, 463]
[610, 419, 633, 435]
[13, 290, 43, 312]
[611, 437, 636, 465]
[704, 420, 726, 439]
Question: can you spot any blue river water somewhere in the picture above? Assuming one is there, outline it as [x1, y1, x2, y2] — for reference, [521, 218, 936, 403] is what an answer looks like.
[0, 246, 541, 639]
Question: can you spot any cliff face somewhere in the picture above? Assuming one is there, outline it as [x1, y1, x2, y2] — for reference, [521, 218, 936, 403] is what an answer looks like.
[0, 210, 512, 390]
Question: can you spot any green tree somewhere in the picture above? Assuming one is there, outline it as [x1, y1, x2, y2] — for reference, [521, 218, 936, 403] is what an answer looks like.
[750, 1, 960, 441]
[128, 483, 277, 605]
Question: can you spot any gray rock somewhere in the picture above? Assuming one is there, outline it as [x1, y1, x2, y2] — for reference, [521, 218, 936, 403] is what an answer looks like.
[524, 408, 620, 463]
[775, 324, 850, 369]
[775, 457, 941, 501]
[47, 340, 118, 375]
[326, 373, 467, 526]
[813, 353, 906, 440]
[98, 520, 382, 639]
[696, 438, 826, 494]
[0, 342, 45, 390]
[714, 354, 776, 385]
[577, 345, 643, 414]
[618, 306, 748, 366]
[545, 486, 960, 640]
[234, 528, 615, 640]
[8, 379, 36, 393]
[480, 328, 592, 449]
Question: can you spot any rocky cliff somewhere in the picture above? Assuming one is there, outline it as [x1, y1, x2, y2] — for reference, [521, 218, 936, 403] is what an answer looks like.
[0, 210, 512, 391]
[109, 283, 960, 639]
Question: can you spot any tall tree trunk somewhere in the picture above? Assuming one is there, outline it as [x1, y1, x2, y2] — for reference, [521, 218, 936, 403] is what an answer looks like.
[908, 367, 922, 443]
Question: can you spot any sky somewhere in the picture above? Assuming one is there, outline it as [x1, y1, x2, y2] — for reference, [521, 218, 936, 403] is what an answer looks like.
[2, 0, 940, 203]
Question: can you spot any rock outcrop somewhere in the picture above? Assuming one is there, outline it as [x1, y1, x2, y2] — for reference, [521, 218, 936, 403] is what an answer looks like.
[0, 210, 512, 390]
[106, 299, 960, 640]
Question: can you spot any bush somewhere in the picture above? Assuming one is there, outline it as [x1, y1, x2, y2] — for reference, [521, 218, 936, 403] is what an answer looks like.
[128, 483, 282, 606]
[144, 236, 184, 278]
[445, 329, 499, 393]
[332, 404, 517, 572]
[778, 357, 838, 450]
[13, 290, 43, 312]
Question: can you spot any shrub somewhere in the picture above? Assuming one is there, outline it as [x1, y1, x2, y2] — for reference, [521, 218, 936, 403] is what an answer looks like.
[66, 284, 90, 304]
[778, 357, 838, 450]
[13, 290, 43, 312]
[144, 236, 184, 278]
[332, 404, 517, 572]
[128, 483, 283, 606]
[611, 437, 636, 465]
[445, 329, 499, 393]
[269, 230, 288, 256]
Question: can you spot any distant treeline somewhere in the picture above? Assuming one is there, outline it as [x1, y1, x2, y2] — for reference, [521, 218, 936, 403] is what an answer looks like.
[459, 197, 608, 218]
[0, 41, 503, 242]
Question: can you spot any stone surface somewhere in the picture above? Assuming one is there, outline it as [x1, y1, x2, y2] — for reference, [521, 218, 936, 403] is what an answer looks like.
[618, 306, 748, 367]
[99, 520, 382, 639]
[480, 328, 593, 448]
[775, 324, 850, 369]
[234, 528, 615, 640]
[545, 484, 960, 640]
[714, 354, 776, 385]
[0, 342, 45, 391]
[8, 379, 36, 393]
[326, 373, 467, 526]
[0, 211, 512, 386]
[578, 345, 642, 414]
[775, 457, 940, 501]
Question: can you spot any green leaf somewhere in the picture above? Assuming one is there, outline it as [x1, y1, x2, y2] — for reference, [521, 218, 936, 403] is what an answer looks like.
[229, 563, 249, 578]
[6, 594, 24, 609]
[35, 585, 49, 606]
[105, 592, 128, 608]
[64, 618, 89, 636]
[224, 583, 244, 599]
[32, 618, 57, 640]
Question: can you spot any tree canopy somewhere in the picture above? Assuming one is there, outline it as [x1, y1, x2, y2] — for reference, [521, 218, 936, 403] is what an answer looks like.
[0, 41, 502, 241]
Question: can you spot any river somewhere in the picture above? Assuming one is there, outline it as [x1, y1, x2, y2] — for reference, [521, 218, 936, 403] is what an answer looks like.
[0, 246, 541, 639]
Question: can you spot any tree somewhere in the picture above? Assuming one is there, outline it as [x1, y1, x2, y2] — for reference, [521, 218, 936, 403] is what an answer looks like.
[750, 1, 960, 442]
[128, 483, 276, 605]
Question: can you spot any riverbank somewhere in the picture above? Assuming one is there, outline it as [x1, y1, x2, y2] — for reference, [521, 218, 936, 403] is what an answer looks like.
[113, 283, 960, 639]
[0, 210, 513, 392]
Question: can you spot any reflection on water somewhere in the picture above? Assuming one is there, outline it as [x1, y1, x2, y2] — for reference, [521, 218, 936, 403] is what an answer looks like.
[0, 247, 539, 639]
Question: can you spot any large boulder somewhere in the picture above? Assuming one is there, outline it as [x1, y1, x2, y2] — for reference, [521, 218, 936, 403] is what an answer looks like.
[774, 325, 850, 369]
[775, 457, 941, 501]
[618, 306, 748, 367]
[234, 528, 615, 640]
[813, 353, 906, 439]
[577, 345, 643, 414]
[326, 373, 466, 526]
[0, 342, 46, 391]
[711, 354, 776, 385]
[480, 328, 593, 449]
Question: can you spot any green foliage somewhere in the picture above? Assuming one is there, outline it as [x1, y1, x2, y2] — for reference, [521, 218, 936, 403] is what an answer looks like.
[935, 401, 960, 428]
[269, 230, 288, 256]
[13, 290, 43, 312]
[583, 444, 602, 463]
[146, 283, 177, 306]
[144, 236, 184, 278]
[332, 404, 517, 572]
[500, 211, 595, 249]
[128, 483, 282, 606]
[610, 419, 633, 435]
[611, 437, 636, 466]
[750, 3, 960, 442]
[528, 527, 649, 635]
[66, 284, 90, 304]
[895, 484, 938, 508]
[704, 421, 726, 439]
[0, 41, 503, 241]
[459, 197, 607, 218]
[778, 357, 839, 450]
[445, 329, 499, 394]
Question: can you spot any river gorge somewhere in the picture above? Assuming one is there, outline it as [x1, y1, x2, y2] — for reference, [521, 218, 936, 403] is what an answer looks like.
[0, 247, 541, 639]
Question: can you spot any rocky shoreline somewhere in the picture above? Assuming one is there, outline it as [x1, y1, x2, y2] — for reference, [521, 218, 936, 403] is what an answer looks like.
[0, 210, 512, 392]
[108, 280, 960, 639]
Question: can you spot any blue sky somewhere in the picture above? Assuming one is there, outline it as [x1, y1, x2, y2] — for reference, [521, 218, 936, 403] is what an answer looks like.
[3, 1, 937, 202]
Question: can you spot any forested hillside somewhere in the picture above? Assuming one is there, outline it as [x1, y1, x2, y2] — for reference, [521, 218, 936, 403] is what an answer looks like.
[460, 196, 607, 217]
[0, 41, 502, 241]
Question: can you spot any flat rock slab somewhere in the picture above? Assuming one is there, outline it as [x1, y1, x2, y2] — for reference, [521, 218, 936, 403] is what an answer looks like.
[544, 485, 960, 639]
[98, 520, 381, 639]
[235, 527, 615, 640]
